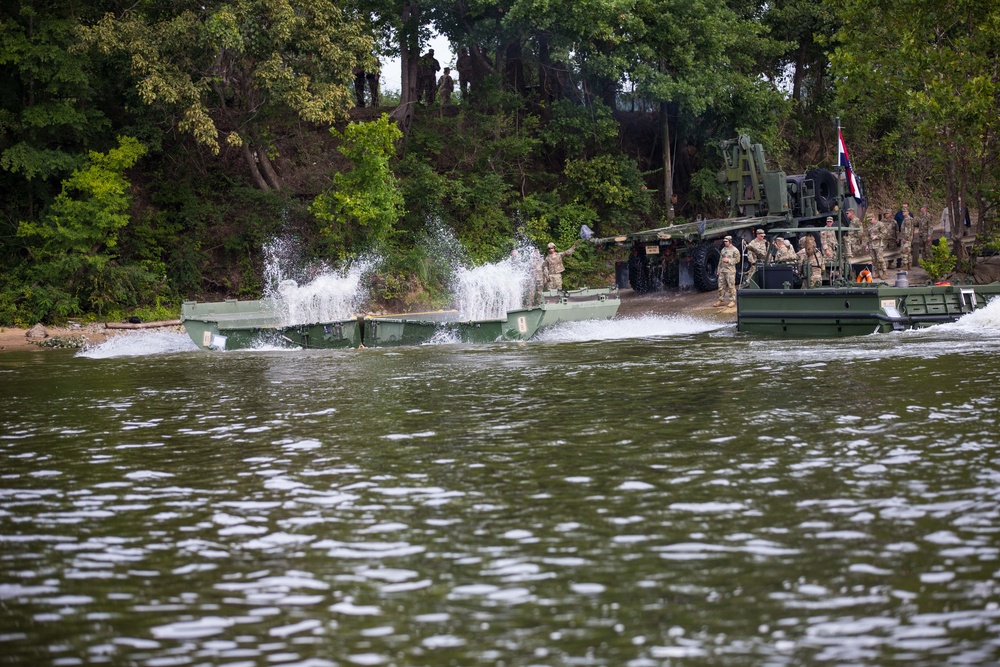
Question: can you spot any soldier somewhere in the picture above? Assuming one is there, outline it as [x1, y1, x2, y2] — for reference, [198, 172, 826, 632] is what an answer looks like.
[715, 236, 740, 307]
[820, 216, 839, 271]
[418, 49, 440, 104]
[914, 204, 934, 262]
[743, 228, 768, 286]
[531, 248, 546, 305]
[869, 212, 888, 279]
[844, 208, 863, 269]
[437, 67, 455, 105]
[899, 206, 915, 270]
[366, 68, 380, 107]
[352, 66, 366, 107]
[543, 241, 579, 290]
[797, 235, 825, 287]
[773, 237, 797, 262]
[456, 48, 473, 100]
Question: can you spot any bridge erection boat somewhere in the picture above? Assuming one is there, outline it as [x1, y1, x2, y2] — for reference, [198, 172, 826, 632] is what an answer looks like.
[736, 263, 1000, 337]
[181, 287, 620, 351]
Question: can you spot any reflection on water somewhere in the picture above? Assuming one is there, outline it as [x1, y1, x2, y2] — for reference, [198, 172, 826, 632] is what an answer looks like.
[2, 312, 1000, 666]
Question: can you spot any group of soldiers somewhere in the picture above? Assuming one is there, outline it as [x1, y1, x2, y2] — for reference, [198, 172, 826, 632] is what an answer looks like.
[714, 203, 938, 307]
[417, 48, 474, 106]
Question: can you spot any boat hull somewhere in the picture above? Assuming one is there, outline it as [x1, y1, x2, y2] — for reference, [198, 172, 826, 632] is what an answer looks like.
[180, 286, 620, 350]
[737, 283, 1000, 337]
[538, 287, 621, 329]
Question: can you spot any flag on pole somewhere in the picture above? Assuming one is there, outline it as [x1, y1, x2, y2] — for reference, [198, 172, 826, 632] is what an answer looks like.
[838, 128, 861, 198]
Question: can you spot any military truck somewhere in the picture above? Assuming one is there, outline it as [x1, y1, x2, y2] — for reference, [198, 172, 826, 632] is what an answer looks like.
[594, 134, 861, 293]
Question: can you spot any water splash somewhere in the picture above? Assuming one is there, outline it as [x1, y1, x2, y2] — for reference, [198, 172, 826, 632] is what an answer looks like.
[453, 242, 540, 320]
[77, 331, 199, 358]
[273, 262, 371, 325]
[260, 237, 373, 325]
[935, 295, 1000, 334]
[533, 315, 726, 342]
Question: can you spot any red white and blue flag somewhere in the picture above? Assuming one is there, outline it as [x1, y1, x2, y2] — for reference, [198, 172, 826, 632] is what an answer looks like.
[838, 128, 861, 198]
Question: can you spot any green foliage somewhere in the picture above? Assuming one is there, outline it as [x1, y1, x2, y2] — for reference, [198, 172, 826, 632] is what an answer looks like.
[311, 114, 404, 259]
[15, 136, 158, 322]
[538, 100, 619, 160]
[919, 237, 956, 281]
[563, 153, 651, 228]
[688, 166, 728, 210]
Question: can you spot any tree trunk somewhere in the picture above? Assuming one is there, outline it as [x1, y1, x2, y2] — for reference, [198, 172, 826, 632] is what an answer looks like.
[257, 148, 281, 191]
[391, 2, 420, 137]
[241, 144, 270, 191]
[661, 101, 673, 220]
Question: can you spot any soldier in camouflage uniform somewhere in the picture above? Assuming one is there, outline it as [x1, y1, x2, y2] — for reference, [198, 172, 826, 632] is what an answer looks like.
[743, 228, 768, 286]
[820, 216, 840, 277]
[531, 248, 545, 305]
[797, 235, 825, 287]
[715, 235, 741, 307]
[898, 208, 915, 270]
[844, 209, 863, 270]
[772, 237, 797, 262]
[543, 241, 579, 290]
[869, 212, 889, 279]
[914, 204, 934, 263]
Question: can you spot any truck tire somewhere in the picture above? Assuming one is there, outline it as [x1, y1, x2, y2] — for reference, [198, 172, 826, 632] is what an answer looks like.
[628, 252, 652, 293]
[807, 168, 839, 213]
[691, 243, 721, 293]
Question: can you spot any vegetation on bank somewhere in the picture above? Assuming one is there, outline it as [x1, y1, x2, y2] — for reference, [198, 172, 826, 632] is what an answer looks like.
[1, 0, 998, 325]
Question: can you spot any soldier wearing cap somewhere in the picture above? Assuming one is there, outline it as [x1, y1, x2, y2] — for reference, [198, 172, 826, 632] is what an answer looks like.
[773, 236, 797, 262]
[715, 235, 741, 307]
[820, 216, 840, 275]
[743, 228, 768, 286]
[543, 240, 579, 290]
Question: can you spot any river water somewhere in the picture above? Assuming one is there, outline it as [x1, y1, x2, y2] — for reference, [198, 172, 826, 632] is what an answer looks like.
[3, 304, 1000, 666]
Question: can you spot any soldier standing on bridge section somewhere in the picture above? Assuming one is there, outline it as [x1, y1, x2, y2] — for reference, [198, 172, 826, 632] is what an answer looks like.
[742, 229, 768, 287]
[543, 241, 579, 290]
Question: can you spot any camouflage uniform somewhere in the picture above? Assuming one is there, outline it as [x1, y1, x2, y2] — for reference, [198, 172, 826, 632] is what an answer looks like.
[543, 242, 577, 290]
[820, 227, 839, 265]
[797, 238, 825, 287]
[437, 69, 455, 105]
[531, 252, 545, 305]
[845, 212, 863, 266]
[718, 243, 741, 305]
[915, 210, 934, 262]
[773, 239, 797, 262]
[869, 217, 888, 278]
[899, 213, 915, 270]
[418, 51, 440, 104]
[744, 234, 768, 285]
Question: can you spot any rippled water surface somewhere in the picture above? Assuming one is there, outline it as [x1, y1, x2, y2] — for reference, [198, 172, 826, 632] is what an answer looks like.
[3, 308, 1000, 666]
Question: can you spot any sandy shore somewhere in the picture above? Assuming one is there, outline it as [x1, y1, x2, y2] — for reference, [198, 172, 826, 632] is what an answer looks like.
[0, 289, 736, 352]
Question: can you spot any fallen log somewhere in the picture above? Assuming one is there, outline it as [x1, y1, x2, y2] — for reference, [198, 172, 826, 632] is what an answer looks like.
[105, 320, 182, 330]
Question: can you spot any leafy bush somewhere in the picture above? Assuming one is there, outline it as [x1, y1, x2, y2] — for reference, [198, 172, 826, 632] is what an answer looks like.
[919, 237, 956, 281]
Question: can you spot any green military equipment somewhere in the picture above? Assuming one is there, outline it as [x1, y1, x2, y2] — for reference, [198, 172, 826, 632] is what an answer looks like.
[594, 134, 857, 294]
[181, 287, 620, 351]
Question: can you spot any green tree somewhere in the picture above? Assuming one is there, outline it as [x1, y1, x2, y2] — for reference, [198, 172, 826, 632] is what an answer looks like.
[311, 114, 404, 258]
[81, 0, 373, 190]
[829, 0, 1000, 246]
[16, 136, 151, 320]
[0, 1, 112, 225]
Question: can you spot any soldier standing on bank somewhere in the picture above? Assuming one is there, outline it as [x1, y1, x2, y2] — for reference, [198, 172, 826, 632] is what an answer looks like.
[715, 236, 740, 307]
[899, 207, 915, 270]
[437, 67, 455, 105]
[543, 241, 579, 290]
